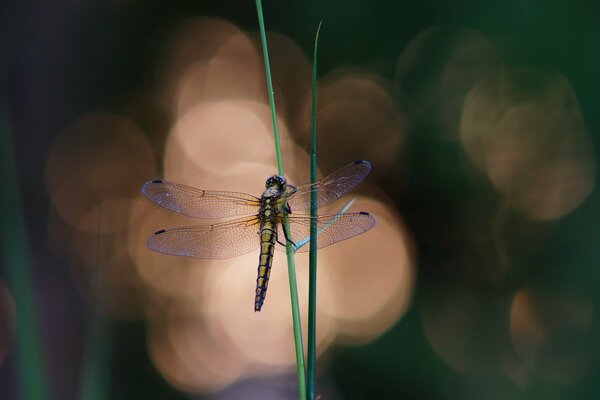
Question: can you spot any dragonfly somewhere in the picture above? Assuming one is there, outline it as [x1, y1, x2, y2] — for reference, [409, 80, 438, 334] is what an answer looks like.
[141, 160, 375, 311]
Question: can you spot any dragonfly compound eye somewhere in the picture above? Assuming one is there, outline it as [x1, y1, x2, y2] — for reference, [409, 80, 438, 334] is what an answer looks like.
[276, 176, 286, 188]
[265, 176, 278, 188]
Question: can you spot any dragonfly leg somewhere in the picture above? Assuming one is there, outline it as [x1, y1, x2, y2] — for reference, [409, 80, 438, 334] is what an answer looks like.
[280, 223, 297, 248]
[277, 236, 297, 249]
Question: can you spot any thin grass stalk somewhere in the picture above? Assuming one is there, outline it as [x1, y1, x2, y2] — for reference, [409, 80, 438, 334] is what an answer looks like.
[78, 318, 113, 400]
[78, 207, 112, 400]
[306, 21, 322, 400]
[254, 1, 306, 398]
[254, 0, 283, 175]
[0, 90, 49, 399]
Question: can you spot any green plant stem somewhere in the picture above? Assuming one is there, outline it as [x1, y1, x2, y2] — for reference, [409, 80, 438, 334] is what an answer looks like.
[78, 207, 112, 400]
[307, 21, 322, 400]
[255, 0, 283, 175]
[78, 317, 113, 400]
[255, 1, 306, 399]
[0, 84, 48, 399]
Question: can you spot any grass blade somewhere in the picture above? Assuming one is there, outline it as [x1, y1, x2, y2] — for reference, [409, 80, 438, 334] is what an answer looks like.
[0, 81, 49, 399]
[255, 1, 306, 399]
[307, 21, 322, 399]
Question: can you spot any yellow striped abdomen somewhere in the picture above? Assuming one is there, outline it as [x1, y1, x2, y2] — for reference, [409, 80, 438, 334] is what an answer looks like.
[255, 220, 276, 311]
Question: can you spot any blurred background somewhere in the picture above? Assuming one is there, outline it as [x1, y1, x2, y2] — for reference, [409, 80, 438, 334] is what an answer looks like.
[1, 0, 600, 399]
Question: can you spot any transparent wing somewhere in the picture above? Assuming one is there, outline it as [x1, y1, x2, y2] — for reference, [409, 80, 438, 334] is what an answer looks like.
[287, 160, 371, 212]
[147, 216, 261, 259]
[141, 179, 261, 218]
[276, 212, 375, 253]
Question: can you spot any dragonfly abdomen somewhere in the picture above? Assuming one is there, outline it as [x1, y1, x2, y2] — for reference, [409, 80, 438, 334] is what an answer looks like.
[255, 220, 276, 312]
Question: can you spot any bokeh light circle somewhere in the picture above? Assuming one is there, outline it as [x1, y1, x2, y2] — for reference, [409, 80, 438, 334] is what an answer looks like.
[460, 69, 596, 220]
[45, 113, 156, 233]
[318, 196, 415, 343]
[510, 285, 595, 384]
[302, 71, 406, 176]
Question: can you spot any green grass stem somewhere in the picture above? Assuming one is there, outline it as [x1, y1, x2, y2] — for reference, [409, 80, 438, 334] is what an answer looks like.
[254, 2, 306, 399]
[78, 318, 113, 400]
[307, 21, 322, 400]
[0, 85, 49, 400]
[255, 0, 284, 175]
[78, 207, 112, 400]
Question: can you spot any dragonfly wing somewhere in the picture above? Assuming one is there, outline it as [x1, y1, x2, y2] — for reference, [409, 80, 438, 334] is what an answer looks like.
[141, 180, 261, 218]
[147, 216, 261, 259]
[275, 212, 375, 252]
[286, 160, 371, 212]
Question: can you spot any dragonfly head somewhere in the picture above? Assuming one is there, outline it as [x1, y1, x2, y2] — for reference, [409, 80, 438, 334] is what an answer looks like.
[265, 175, 287, 190]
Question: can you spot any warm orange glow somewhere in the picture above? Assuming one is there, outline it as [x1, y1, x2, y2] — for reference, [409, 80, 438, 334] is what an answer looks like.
[166, 101, 277, 183]
[304, 71, 406, 176]
[148, 312, 245, 393]
[43, 16, 416, 394]
[142, 195, 413, 382]
[129, 171, 408, 387]
[127, 197, 207, 304]
[203, 252, 336, 369]
[0, 281, 15, 366]
[461, 69, 596, 220]
[205, 254, 302, 367]
[247, 31, 312, 136]
[163, 98, 311, 188]
[44, 112, 157, 317]
[318, 196, 415, 343]
[45, 113, 156, 233]
[510, 286, 594, 384]
[158, 17, 266, 114]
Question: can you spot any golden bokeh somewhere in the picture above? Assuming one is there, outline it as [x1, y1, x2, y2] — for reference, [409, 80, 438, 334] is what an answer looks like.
[165, 100, 284, 183]
[127, 197, 207, 307]
[461, 68, 595, 220]
[247, 31, 312, 137]
[44, 112, 158, 318]
[204, 251, 337, 369]
[318, 196, 415, 343]
[148, 312, 246, 393]
[138, 195, 413, 389]
[303, 70, 406, 176]
[45, 113, 157, 233]
[32, 3, 600, 398]
[43, 17, 417, 394]
[158, 17, 266, 114]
